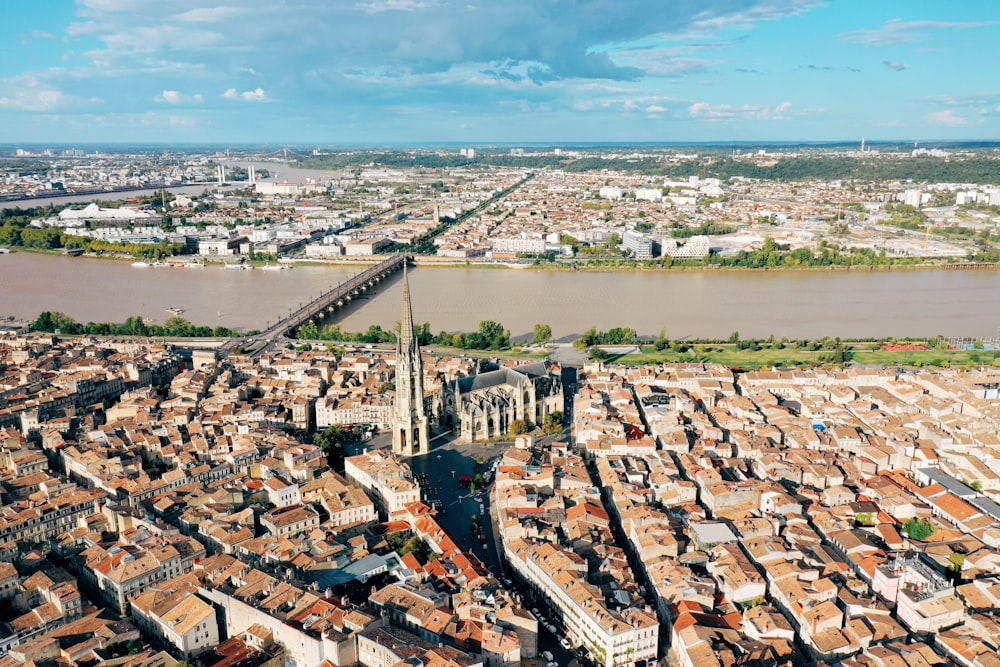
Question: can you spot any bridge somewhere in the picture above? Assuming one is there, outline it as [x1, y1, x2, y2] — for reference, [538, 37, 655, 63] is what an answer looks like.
[251, 254, 410, 344]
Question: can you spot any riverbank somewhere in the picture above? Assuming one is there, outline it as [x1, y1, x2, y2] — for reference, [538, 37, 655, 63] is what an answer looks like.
[5, 241, 998, 273]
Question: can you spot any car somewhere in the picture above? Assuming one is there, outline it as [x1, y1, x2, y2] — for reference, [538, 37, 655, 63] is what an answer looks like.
[542, 650, 554, 661]
[559, 638, 571, 649]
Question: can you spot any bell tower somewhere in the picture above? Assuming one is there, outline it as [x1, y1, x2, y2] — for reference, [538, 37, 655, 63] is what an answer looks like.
[392, 262, 429, 456]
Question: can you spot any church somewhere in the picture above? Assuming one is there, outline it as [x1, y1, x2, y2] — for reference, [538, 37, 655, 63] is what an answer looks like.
[391, 265, 564, 456]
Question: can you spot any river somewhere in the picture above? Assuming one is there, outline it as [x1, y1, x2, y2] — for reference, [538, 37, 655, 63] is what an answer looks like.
[2, 252, 999, 339]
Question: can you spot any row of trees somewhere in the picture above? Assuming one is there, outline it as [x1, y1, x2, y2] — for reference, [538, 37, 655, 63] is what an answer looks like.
[0, 220, 188, 260]
[296, 319, 514, 350]
[574, 325, 638, 349]
[32, 312, 240, 338]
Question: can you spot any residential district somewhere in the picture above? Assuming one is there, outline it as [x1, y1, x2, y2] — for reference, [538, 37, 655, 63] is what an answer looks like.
[4, 146, 1000, 266]
[1, 272, 1000, 667]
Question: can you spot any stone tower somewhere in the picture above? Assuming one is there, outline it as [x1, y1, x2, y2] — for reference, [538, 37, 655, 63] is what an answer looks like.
[392, 263, 429, 456]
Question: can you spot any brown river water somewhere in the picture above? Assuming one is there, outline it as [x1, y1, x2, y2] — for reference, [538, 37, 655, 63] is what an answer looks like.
[2, 252, 999, 340]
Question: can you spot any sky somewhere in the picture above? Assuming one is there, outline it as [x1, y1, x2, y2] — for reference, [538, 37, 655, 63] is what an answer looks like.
[2, 0, 999, 144]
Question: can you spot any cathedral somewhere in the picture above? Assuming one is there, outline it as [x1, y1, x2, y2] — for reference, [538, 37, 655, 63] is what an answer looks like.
[391, 265, 564, 455]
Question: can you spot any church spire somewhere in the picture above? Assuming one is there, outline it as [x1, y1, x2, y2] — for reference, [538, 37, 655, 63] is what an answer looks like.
[398, 262, 415, 350]
[392, 258, 428, 457]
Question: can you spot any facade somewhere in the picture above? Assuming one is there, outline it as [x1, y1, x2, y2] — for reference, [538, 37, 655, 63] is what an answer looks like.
[392, 265, 430, 456]
[491, 237, 546, 255]
[316, 395, 393, 430]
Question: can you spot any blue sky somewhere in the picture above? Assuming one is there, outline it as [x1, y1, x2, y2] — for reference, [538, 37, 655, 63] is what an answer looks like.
[2, 0, 999, 144]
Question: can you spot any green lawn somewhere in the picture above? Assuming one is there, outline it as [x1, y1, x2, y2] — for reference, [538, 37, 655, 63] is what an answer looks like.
[612, 343, 1000, 369]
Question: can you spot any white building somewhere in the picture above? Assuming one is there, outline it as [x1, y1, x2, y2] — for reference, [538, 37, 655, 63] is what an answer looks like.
[663, 235, 711, 259]
[902, 189, 923, 208]
[599, 186, 623, 200]
[635, 187, 663, 202]
[316, 395, 393, 430]
[263, 475, 301, 509]
[622, 230, 656, 260]
[130, 588, 220, 659]
[344, 450, 421, 519]
[492, 236, 546, 255]
[255, 181, 302, 196]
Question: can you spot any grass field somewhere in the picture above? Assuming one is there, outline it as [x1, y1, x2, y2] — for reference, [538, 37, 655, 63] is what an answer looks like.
[611, 343, 1000, 369]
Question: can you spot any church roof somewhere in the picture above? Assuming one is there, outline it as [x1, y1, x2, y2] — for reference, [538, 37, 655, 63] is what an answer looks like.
[513, 361, 549, 379]
[457, 367, 529, 393]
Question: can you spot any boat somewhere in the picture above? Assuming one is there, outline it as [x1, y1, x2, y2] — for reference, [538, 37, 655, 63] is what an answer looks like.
[131, 261, 150, 268]
[262, 264, 293, 271]
[0, 247, 12, 254]
[152, 261, 170, 268]
[225, 263, 253, 270]
[166, 307, 187, 316]
[186, 262, 205, 269]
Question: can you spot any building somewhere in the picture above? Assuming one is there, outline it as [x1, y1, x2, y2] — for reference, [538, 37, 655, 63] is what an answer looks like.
[260, 504, 320, 538]
[622, 230, 656, 260]
[635, 187, 663, 202]
[198, 236, 247, 256]
[449, 362, 563, 442]
[344, 450, 421, 519]
[392, 265, 430, 457]
[491, 237, 546, 255]
[344, 238, 394, 255]
[663, 235, 711, 259]
[130, 586, 220, 659]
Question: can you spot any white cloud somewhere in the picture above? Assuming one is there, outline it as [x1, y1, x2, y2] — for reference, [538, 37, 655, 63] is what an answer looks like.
[155, 89, 203, 104]
[883, 60, 907, 71]
[224, 87, 268, 101]
[0, 74, 87, 111]
[923, 110, 971, 127]
[356, 0, 433, 15]
[843, 19, 997, 45]
[175, 6, 242, 23]
[688, 100, 799, 121]
[646, 104, 666, 112]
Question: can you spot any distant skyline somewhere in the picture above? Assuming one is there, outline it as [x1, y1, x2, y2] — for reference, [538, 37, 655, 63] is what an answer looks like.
[2, 1, 1000, 144]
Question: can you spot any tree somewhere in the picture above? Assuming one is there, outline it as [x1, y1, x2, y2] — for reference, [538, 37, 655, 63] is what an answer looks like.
[543, 411, 564, 434]
[948, 552, 965, 574]
[654, 328, 669, 351]
[509, 419, 529, 435]
[313, 424, 362, 452]
[904, 518, 935, 541]
[477, 320, 510, 350]
[533, 323, 552, 345]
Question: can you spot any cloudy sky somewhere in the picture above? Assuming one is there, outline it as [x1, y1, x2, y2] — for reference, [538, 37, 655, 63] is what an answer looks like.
[2, 0, 999, 143]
